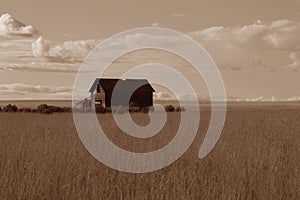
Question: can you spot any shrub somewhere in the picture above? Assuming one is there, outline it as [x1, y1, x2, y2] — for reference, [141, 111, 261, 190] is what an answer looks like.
[62, 107, 72, 113]
[165, 105, 175, 112]
[18, 108, 33, 113]
[96, 105, 106, 113]
[41, 109, 53, 114]
[113, 106, 129, 114]
[31, 109, 38, 113]
[48, 106, 64, 112]
[105, 107, 112, 113]
[3, 104, 18, 112]
[149, 106, 154, 112]
[141, 107, 150, 113]
[37, 104, 53, 114]
[129, 101, 140, 108]
[37, 104, 72, 114]
[129, 106, 141, 113]
[176, 106, 185, 112]
[129, 101, 142, 113]
[37, 104, 49, 112]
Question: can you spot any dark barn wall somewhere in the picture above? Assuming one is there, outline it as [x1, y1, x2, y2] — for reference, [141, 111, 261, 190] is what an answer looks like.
[104, 90, 153, 107]
[105, 92, 112, 107]
[131, 92, 153, 107]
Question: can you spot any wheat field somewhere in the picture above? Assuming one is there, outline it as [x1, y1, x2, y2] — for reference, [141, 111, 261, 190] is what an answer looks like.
[0, 103, 299, 199]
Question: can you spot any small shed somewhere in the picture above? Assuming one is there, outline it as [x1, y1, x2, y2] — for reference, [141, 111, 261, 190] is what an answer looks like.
[89, 78, 155, 107]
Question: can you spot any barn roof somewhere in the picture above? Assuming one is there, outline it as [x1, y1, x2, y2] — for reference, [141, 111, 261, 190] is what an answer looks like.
[89, 78, 155, 93]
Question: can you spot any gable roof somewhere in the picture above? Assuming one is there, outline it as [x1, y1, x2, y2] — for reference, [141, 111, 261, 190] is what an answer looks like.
[89, 78, 100, 93]
[89, 78, 155, 93]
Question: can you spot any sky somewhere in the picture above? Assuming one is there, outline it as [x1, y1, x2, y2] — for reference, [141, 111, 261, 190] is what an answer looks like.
[2, 0, 300, 40]
[0, 0, 299, 100]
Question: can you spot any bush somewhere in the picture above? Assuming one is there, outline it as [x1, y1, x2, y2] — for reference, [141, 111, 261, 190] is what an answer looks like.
[96, 105, 106, 113]
[31, 109, 38, 113]
[176, 106, 185, 112]
[3, 104, 18, 112]
[111, 106, 128, 114]
[129, 101, 140, 107]
[48, 106, 64, 112]
[129, 106, 141, 113]
[105, 107, 112, 113]
[37, 104, 53, 114]
[37, 104, 51, 113]
[42, 109, 53, 114]
[62, 107, 72, 113]
[18, 108, 33, 113]
[141, 107, 150, 113]
[37, 104, 72, 114]
[129, 101, 142, 113]
[165, 105, 175, 112]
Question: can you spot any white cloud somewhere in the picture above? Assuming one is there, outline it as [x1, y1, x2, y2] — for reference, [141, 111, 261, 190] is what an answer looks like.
[0, 83, 73, 100]
[153, 92, 174, 100]
[1, 82, 299, 101]
[192, 20, 268, 47]
[263, 20, 300, 49]
[16, 19, 300, 74]
[241, 96, 300, 102]
[286, 52, 300, 69]
[0, 62, 79, 73]
[287, 96, 300, 101]
[189, 20, 300, 71]
[48, 40, 98, 63]
[0, 83, 73, 94]
[0, 16, 299, 102]
[193, 19, 300, 49]
[32, 36, 49, 57]
[172, 13, 186, 17]
[30, 38, 98, 63]
[0, 13, 37, 37]
[152, 22, 159, 27]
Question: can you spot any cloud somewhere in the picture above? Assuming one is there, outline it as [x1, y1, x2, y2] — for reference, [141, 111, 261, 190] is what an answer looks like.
[0, 83, 74, 100]
[0, 62, 79, 73]
[0, 13, 37, 37]
[153, 92, 174, 100]
[263, 20, 300, 49]
[151, 22, 160, 27]
[0, 83, 73, 94]
[190, 20, 300, 71]
[287, 96, 300, 101]
[36, 20, 299, 72]
[286, 52, 300, 69]
[240, 96, 300, 102]
[48, 40, 98, 63]
[49, 40, 98, 62]
[32, 36, 49, 57]
[172, 13, 186, 17]
[0, 83, 73, 100]
[193, 19, 300, 49]
[1, 17, 300, 76]
[30, 38, 98, 63]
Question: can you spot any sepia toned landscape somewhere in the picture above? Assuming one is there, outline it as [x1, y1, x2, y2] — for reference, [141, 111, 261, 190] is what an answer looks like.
[0, 101, 299, 199]
[1, 0, 300, 199]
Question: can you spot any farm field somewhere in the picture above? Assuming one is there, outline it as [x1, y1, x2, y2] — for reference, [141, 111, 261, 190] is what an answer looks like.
[0, 102, 299, 199]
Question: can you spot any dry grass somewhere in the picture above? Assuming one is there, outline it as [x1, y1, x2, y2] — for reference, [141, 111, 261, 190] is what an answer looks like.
[0, 104, 299, 199]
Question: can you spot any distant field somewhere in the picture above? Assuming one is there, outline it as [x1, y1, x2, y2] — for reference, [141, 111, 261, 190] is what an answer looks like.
[1, 99, 300, 110]
[0, 103, 299, 199]
[0, 100, 72, 109]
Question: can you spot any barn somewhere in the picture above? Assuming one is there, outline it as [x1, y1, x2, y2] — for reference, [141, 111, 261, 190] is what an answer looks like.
[88, 78, 155, 108]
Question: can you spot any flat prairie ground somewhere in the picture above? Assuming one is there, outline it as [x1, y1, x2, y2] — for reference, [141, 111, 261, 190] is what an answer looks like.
[0, 102, 299, 199]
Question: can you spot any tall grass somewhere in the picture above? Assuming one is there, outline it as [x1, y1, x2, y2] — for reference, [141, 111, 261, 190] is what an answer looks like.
[0, 107, 299, 199]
